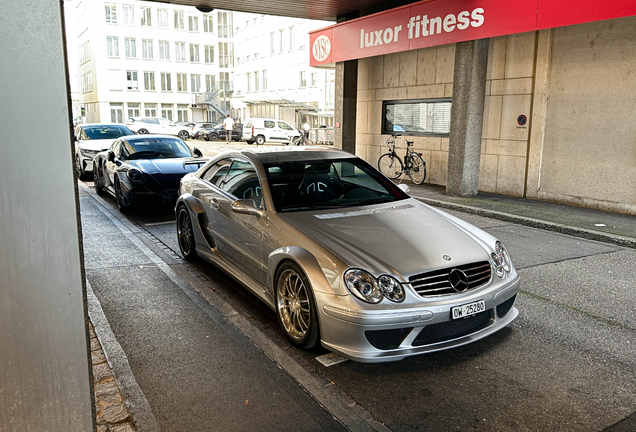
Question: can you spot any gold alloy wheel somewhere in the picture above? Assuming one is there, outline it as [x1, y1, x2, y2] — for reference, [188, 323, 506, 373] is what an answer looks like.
[277, 268, 311, 341]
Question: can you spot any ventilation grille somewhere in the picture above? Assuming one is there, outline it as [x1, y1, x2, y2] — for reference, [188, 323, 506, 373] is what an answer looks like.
[409, 261, 491, 297]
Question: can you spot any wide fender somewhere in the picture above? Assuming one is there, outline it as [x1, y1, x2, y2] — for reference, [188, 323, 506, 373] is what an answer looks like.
[268, 246, 347, 296]
[176, 193, 206, 215]
[175, 193, 210, 250]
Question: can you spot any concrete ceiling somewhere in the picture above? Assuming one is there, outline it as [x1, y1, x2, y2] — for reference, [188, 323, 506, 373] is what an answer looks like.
[154, 0, 418, 22]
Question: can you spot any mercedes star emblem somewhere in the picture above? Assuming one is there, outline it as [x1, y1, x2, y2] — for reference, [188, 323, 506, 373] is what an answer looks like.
[449, 269, 470, 292]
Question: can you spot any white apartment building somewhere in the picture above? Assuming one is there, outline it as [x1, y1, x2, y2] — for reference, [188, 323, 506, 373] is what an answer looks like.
[74, 0, 235, 124]
[231, 13, 335, 128]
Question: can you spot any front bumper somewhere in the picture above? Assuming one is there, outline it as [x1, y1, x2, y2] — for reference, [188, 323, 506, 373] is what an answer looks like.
[316, 276, 520, 363]
[122, 184, 180, 207]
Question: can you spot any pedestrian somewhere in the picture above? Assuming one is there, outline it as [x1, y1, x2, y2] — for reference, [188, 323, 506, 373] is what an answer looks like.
[223, 114, 234, 144]
[302, 119, 310, 145]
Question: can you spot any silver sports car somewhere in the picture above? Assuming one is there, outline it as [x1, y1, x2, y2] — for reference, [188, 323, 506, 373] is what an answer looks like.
[175, 147, 519, 363]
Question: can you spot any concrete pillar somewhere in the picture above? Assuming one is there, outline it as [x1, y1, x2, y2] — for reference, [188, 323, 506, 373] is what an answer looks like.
[0, 0, 94, 430]
[334, 60, 358, 155]
[446, 39, 489, 196]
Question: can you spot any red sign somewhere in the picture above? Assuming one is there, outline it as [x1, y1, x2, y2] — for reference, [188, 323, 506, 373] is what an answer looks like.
[310, 0, 636, 66]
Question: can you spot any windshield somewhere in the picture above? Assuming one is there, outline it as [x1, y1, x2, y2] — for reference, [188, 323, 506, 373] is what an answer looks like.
[121, 138, 192, 160]
[83, 125, 132, 140]
[264, 158, 407, 212]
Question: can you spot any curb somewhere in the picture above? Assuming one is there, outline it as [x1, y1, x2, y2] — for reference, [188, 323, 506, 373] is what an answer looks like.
[415, 197, 636, 249]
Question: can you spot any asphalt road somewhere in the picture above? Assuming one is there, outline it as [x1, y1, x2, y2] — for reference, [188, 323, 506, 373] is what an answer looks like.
[82, 179, 636, 432]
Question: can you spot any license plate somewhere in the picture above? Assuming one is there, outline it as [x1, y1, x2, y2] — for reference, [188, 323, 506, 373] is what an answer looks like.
[451, 300, 485, 320]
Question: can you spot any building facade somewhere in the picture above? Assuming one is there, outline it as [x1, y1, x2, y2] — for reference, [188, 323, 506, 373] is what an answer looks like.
[74, 0, 235, 124]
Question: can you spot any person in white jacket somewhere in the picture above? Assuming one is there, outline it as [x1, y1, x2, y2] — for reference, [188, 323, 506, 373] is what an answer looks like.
[223, 114, 234, 144]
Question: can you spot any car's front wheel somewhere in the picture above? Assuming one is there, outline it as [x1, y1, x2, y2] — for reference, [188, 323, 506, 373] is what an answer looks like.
[210, 133, 219, 141]
[94, 166, 104, 194]
[178, 130, 190, 141]
[137, 128, 149, 134]
[76, 156, 87, 180]
[114, 177, 130, 213]
[177, 205, 198, 261]
[275, 261, 319, 349]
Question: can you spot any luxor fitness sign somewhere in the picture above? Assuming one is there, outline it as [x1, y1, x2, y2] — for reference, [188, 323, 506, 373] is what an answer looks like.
[310, 0, 636, 66]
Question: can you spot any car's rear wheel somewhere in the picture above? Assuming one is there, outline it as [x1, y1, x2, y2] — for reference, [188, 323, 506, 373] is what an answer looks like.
[178, 130, 189, 141]
[114, 177, 130, 213]
[177, 205, 198, 261]
[210, 133, 218, 141]
[275, 261, 319, 349]
[138, 128, 149, 134]
[255, 135, 265, 146]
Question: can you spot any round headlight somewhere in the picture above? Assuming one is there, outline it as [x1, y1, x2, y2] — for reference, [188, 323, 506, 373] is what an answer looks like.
[495, 241, 512, 272]
[378, 275, 405, 302]
[127, 168, 145, 183]
[344, 269, 383, 304]
[491, 252, 505, 278]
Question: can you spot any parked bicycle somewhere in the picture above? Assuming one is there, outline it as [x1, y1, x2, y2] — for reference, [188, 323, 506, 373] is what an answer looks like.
[377, 133, 426, 185]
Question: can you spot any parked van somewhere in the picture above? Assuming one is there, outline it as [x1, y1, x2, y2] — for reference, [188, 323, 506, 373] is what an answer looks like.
[242, 118, 301, 145]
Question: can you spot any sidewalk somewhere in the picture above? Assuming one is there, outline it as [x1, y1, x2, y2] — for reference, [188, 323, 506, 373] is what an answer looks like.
[405, 183, 636, 248]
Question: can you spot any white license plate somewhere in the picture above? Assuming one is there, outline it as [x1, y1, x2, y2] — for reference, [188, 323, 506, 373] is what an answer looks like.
[451, 300, 485, 320]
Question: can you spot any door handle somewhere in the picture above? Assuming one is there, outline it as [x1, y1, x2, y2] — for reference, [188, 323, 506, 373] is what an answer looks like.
[210, 198, 219, 209]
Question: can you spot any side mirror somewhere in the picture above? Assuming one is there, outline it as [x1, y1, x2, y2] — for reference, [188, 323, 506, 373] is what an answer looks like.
[193, 148, 203, 157]
[107, 151, 115, 162]
[231, 199, 264, 217]
[398, 184, 410, 194]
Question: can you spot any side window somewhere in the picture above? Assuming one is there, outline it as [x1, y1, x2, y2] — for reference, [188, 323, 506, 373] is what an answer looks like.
[246, 120, 253, 128]
[111, 141, 121, 158]
[201, 158, 232, 187]
[221, 159, 262, 208]
[263, 120, 275, 128]
[278, 121, 293, 130]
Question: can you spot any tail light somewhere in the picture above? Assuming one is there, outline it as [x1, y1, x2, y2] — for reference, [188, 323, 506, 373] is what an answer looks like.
[251, 125, 254, 135]
[418, 153, 422, 157]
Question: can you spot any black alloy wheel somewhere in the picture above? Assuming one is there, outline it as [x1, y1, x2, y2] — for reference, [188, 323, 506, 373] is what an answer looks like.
[138, 128, 149, 134]
[76, 156, 87, 180]
[178, 130, 190, 141]
[275, 261, 320, 349]
[114, 177, 130, 213]
[94, 167, 104, 194]
[177, 205, 198, 261]
[210, 133, 219, 142]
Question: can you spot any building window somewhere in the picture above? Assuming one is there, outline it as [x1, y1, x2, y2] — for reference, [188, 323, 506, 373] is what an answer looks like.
[289, 27, 295, 50]
[175, 42, 186, 61]
[217, 12, 232, 38]
[299, 71, 306, 88]
[262, 70, 267, 91]
[218, 42, 232, 68]
[144, 103, 157, 117]
[177, 105, 189, 122]
[219, 72, 229, 91]
[254, 71, 259, 92]
[279, 29, 284, 53]
[269, 32, 275, 55]
[110, 103, 124, 123]
[126, 71, 138, 90]
[159, 41, 170, 60]
[382, 98, 452, 135]
[189, 44, 199, 63]
[107, 37, 119, 57]
[188, 16, 198, 32]
[123, 5, 134, 25]
[204, 45, 214, 64]
[205, 75, 215, 92]
[326, 71, 335, 109]
[177, 73, 187, 92]
[105, 4, 117, 24]
[161, 104, 173, 121]
[142, 39, 153, 59]
[246, 72, 251, 92]
[310, 72, 317, 87]
[124, 38, 136, 58]
[144, 71, 155, 91]
[174, 10, 185, 30]
[127, 103, 140, 119]
[158, 9, 169, 28]
[191, 74, 201, 93]
[161, 72, 172, 91]
[140, 7, 151, 26]
[203, 14, 213, 33]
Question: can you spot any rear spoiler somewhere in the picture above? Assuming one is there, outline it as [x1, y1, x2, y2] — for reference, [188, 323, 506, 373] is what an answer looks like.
[182, 157, 208, 169]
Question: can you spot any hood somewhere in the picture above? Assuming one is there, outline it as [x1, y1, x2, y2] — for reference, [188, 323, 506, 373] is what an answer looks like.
[129, 158, 199, 175]
[78, 139, 118, 151]
[280, 199, 490, 279]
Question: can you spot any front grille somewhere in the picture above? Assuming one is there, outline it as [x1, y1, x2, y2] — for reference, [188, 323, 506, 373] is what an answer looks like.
[412, 310, 492, 346]
[365, 328, 412, 350]
[409, 261, 491, 297]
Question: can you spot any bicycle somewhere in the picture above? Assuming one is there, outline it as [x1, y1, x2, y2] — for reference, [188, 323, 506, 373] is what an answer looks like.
[377, 133, 427, 185]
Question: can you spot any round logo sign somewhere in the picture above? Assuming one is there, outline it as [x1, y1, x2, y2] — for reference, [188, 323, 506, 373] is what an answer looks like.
[312, 35, 331, 63]
[517, 115, 527, 126]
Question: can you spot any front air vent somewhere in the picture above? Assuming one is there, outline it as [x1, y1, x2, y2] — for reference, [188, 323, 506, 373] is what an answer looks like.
[409, 261, 491, 297]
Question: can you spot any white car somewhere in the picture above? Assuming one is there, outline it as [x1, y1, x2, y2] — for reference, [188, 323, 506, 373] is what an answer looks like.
[74, 123, 134, 180]
[242, 118, 302, 145]
[127, 117, 191, 141]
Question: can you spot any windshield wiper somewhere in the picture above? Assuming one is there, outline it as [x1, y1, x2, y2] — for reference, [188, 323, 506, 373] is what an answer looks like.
[340, 198, 394, 207]
[281, 205, 344, 212]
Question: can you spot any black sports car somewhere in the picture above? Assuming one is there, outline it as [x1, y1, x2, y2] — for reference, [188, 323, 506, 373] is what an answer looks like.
[200, 123, 243, 141]
[93, 135, 206, 212]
